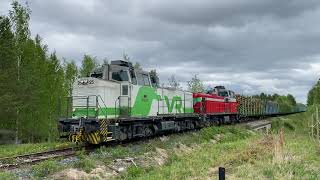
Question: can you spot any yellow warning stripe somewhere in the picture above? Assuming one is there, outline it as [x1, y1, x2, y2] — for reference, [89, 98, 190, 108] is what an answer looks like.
[99, 119, 112, 142]
[85, 132, 101, 144]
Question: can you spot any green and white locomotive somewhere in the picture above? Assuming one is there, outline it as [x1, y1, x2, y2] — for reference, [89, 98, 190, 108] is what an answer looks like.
[59, 60, 195, 144]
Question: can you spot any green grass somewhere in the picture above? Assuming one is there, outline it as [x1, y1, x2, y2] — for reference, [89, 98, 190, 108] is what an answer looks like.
[0, 141, 72, 158]
[73, 153, 97, 173]
[116, 112, 320, 179]
[32, 160, 65, 178]
[126, 166, 146, 179]
[59, 125, 253, 178]
[119, 127, 257, 180]
[232, 133, 320, 179]
[271, 112, 309, 133]
[0, 171, 17, 180]
[8, 112, 315, 180]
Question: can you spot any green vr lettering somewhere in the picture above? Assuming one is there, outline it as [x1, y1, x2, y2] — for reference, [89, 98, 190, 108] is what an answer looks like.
[164, 96, 182, 113]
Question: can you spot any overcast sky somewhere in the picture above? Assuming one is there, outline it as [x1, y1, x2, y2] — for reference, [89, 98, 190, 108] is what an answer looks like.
[1, 0, 320, 103]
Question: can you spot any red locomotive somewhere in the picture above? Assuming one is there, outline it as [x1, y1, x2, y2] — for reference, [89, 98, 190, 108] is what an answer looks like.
[193, 86, 238, 114]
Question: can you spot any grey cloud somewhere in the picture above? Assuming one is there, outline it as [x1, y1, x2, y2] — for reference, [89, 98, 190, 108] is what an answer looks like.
[1, 0, 320, 103]
[142, 0, 320, 26]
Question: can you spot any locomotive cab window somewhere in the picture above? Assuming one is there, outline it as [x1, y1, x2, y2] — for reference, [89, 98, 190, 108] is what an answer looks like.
[142, 74, 150, 86]
[137, 72, 151, 86]
[122, 85, 129, 96]
[150, 74, 159, 88]
[91, 72, 103, 79]
[130, 69, 137, 85]
[137, 73, 144, 86]
[112, 70, 129, 82]
[218, 91, 229, 97]
[229, 91, 235, 98]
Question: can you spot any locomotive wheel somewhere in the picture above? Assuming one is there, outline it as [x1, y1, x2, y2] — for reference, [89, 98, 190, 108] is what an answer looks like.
[188, 122, 195, 130]
[144, 126, 154, 137]
[119, 126, 129, 141]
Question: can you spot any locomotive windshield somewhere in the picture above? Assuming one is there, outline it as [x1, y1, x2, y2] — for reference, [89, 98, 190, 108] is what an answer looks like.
[137, 73, 151, 86]
[218, 91, 229, 97]
[112, 70, 129, 81]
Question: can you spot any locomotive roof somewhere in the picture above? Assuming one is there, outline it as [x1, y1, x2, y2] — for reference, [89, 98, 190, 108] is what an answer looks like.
[193, 92, 224, 99]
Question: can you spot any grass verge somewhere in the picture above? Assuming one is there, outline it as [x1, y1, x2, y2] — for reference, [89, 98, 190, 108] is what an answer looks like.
[0, 141, 72, 158]
[126, 112, 320, 179]
[9, 112, 317, 179]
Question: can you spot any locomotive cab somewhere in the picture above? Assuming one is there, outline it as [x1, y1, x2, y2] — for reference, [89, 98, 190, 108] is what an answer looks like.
[211, 86, 235, 100]
[90, 60, 158, 88]
[90, 60, 132, 83]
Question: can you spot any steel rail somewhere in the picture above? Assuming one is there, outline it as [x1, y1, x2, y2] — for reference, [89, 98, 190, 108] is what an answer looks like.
[0, 147, 83, 170]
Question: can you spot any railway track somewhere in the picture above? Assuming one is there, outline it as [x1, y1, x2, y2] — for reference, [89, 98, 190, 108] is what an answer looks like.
[0, 117, 278, 170]
[0, 147, 81, 170]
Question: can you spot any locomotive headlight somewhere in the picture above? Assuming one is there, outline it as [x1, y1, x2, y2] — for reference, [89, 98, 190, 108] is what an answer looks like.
[72, 108, 76, 112]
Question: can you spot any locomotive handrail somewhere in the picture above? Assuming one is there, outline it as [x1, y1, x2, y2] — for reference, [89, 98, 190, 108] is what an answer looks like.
[96, 95, 108, 119]
[60, 95, 108, 119]
[114, 95, 132, 118]
[114, 97, 119, 118]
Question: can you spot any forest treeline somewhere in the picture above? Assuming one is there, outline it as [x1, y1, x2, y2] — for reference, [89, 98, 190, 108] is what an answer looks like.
[251, 93, 300, 112]
[0, 2, 97, 143]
